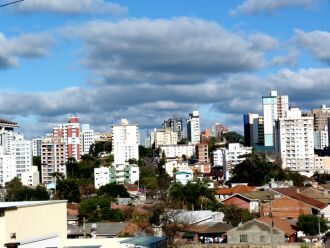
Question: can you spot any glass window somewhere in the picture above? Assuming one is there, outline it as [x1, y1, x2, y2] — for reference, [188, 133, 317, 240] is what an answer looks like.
[240, 235, 247, 243]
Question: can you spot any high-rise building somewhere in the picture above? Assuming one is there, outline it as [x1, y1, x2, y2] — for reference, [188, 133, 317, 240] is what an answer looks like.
[112, 119, 139, 165]
[80, 124, 95, 155]
[262, 91, 289, 147]
[212, 123, 228, 141]
[213, 143, 252, 180]
[53, 116, 81, 161]
[197, 142, 209, 163]
[163, 115, 184, 141]
[187, 111, 200, 145]
[275, 107, 314, 171]
[41, 137, 66, 184]
[200, 128, 212, 142]
[243, 113, 259, 146]
[312, 105, 330, 131]
[154, 128, 178, 148]
[0, 119, 32, 187]
[314, 129, 328, 150]
[32, 137, 43, 157]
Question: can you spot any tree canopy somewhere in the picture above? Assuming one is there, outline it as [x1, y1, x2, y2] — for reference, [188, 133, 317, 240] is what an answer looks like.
[5, 177, 49, 201]
[297, 214, 328, 237]
[97, 183, 129, 198]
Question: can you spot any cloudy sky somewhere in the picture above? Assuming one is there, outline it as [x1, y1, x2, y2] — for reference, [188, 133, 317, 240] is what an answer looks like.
[0, 0, 330, 139]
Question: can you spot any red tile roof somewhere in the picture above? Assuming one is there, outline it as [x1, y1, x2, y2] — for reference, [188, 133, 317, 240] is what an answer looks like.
[258, 217, 297, 236]
[272, 188, 327, 210]
[214, 185, 256, 195]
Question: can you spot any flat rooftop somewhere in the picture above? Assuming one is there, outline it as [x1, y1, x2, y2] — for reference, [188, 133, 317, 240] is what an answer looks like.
[0, 200, 67, 209]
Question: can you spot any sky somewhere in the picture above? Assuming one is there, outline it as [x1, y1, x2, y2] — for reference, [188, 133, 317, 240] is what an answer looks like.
[0, 0, 330, 139]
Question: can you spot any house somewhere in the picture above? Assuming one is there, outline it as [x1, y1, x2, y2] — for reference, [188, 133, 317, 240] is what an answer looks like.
[67, 222, 140, 238]
[214, 185, 256, 200]
[0, 201, 67, 248]
[222, 191, 278, 213]
[175, 170, 193, 185]
[198, 222, 233, 243]
[171, 210, 224, 225]
[258, 178, 294, 190]
[300, 187, 330, 205]
[271, 188, 330, 218]
[260, 195, 312, 219]
[258, 217, 298, 242]
[227, 219, 286, 244]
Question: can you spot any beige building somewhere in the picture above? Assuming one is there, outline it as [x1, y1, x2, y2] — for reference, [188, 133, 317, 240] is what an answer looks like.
[311, 105, 330, 131]
[0, 201, 67, 248]
[314, 156, 330, 171]
[41, 137, 66, 184]
[154, 128, 178, 148]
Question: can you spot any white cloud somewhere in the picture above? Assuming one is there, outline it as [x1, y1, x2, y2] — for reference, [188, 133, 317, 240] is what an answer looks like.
[65, 18, 269, 85]
[0, 32, 53, 69]
[230, 0, 321, 16]
[16, 0, 127, 15]
[294, 29, 330, 63]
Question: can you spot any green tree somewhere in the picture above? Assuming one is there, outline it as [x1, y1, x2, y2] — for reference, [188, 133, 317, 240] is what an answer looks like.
[5, 178, 49, 201]
[97, 183, 129, 198]
[221, 205, 254, 227]
[79, 197, 124, 222]
[223, 131, 243, 143]
[139, 145, 152, 157]
[229, 152, 283, 186]
[297, 214, 328, 237]
[89, 141, 112, 157]
[140, 166, 158, 191]
[66, 157, 79, 178]
[56, 178, 81, 203]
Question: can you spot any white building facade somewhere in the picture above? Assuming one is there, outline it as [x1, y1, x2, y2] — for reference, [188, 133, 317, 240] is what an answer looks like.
[80, 124, 95, 155]
[112, 119, 139, 165]
[160, 144, 196, 159]
[154, 128, 178, 148]
[262, 91, 288, 147]
[187, 111, 200, 145]
[275, 107, 315, 171]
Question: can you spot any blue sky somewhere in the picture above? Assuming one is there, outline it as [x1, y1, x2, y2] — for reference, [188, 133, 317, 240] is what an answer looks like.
[0, 0, 330, 138]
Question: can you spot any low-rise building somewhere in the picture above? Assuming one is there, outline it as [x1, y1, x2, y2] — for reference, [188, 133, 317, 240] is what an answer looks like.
[21, 166, 40, 187]
[94, 164, 139, 189]
[160, 144, 196, 159]
[165, 160, 189, 177]
[0, 201, 67, 247]
[175, 169, 193, 185]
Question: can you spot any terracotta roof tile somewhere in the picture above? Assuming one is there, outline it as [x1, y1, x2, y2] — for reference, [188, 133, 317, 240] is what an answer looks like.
[272, 188, 327, 210]
[214, 185, 256, 195]
[258, 217, 297, 236]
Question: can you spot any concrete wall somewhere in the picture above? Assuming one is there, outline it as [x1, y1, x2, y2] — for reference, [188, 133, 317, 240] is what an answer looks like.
[1, 201, 67, 247]
[182, 243, 318, 248]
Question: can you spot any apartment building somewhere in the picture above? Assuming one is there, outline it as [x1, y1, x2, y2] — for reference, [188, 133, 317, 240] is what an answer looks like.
[32, 136, 43, 157]
[159, 144, 196, 159]
[94, 164, 139, 189]
[314, 128, 328, 150]
[197, 142, 209, 163]
[41, 137, 66, 184]
[112, 119, 139, 165]
[262, 91, 289, 147]
[80, 124, 95, 155]
[311, 105, 330, 131]
[154, 128, 178, 148]
[163, 115, 184, 141]
[212, 123, 228, 141]
[275, 107, 314, 171]
[213, 143, 252, 180]
[53, 116, 81, 161]
[187, 111, 200, 145]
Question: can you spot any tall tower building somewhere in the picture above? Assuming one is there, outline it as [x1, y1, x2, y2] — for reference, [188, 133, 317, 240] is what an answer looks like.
[243, 113, 259, 147]
[163, 115, 184, 141]
[112, 119, 139, 165]
[262, 91, 289, 147]
[275, 107, 314, 171]
[53, 116, 81, 161]
[187, 111, 200, 145]
[80, 124, 95, 155]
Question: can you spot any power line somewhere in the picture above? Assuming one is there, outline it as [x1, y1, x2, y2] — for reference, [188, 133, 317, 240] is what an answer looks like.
[0, 0, 24, 8]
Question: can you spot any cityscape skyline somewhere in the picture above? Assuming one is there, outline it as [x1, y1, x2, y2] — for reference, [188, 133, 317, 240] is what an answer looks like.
[1, 0, 330, 139]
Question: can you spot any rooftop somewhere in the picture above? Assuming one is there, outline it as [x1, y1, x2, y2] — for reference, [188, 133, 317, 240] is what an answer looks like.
[258, 217, 297, 236]
[272, 188, 327, 210]
[214, 185, 256, 195]
[0, 200, 67, 209]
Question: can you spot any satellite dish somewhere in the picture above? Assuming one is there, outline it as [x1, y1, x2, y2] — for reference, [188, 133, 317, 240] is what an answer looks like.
[92, 223, 97, 229]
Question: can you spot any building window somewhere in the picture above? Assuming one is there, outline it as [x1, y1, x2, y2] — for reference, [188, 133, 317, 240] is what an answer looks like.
[240, 235, 247, 243]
